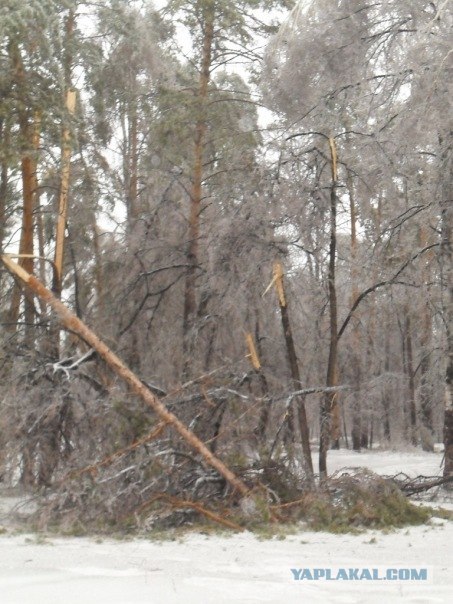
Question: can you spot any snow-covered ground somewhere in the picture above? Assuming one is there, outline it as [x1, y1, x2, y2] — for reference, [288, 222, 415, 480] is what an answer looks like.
[0, 449, 451, 604]
[327, 447, 444, 478]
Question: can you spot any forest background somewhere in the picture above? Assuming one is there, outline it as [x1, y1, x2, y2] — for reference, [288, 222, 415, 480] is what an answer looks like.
[0, 0, 451, 529]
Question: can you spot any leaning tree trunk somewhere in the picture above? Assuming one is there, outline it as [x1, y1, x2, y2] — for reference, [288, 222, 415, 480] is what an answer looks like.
[1, 255, 251, 499]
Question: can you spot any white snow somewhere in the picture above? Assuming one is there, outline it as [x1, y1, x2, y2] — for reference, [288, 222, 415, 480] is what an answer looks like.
[327, 448, 444, 478]
[0, 449, 451, 604]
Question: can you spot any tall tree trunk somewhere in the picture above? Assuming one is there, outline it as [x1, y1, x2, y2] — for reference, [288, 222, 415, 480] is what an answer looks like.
[404, 311, 418, 446]
[346, 168, 362, 451]
[274, 262, 313, 479]
[42, 89, 76, 485]
[4, 44, 41, 488]
[34, 122, 48, 321]
[382, 331, 391, 442]
[6, 43, 40, 485]
[127, 101, 138, 225]
[92, 221, 104, 315]
[6, 43, 39, 345]
[319, 138, 339, 478]
[418, 225, 435, 450]
[182, 1, 215, 371]
[123, 72, 139, 233]
[441, 148, 453, 482]
[53, 6, 76, 304]
[8, 128, 39, 346]
[273, 262, 314, 478]
[121, 90, 142, 372]
[0, 118, 9, 255]
[351, 364, 362, 451]
[40, 8, 76, 486]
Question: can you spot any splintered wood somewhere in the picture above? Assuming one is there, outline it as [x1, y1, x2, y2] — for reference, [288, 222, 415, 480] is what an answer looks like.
[245, 332, 261, 370]
[328, 136, 338, 183]
[54, 88, 77, 292]
[273, 261, 286, 307]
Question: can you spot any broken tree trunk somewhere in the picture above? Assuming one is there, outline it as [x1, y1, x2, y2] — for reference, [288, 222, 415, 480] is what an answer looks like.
[1, 255, 250, 499]
[245, 329, 271, 438]
[53, 88, 77, 301]
[272, 262, 314, 478]
[51, 6, 77, 355]
[319, 137, 340, 478]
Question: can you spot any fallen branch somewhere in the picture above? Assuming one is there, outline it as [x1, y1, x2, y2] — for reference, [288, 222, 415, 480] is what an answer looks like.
[389, 473, 453, 496]
[134, 493, 245, 532]
[63, 421, 169, 482]
[47, 348, 97, 379]
[281, 385, 349, 400]
[269, 385, 349, 459]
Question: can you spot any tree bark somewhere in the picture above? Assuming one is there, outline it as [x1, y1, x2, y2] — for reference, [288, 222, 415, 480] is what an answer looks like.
[404, 312, 418, 446]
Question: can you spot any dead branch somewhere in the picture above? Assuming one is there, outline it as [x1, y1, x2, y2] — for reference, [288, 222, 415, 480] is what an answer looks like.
[281, 385, 350, 400]
[388, 473, 453, 496]
[269, 385, 349, 458]
[47, 348, 97, 379]
[133, 493, 245, 531]
[63, 421, 169, 482]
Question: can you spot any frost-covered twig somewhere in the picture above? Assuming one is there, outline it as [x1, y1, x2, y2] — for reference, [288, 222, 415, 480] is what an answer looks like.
[47, 349, 97, 379]
[388, 473, 453, 496]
